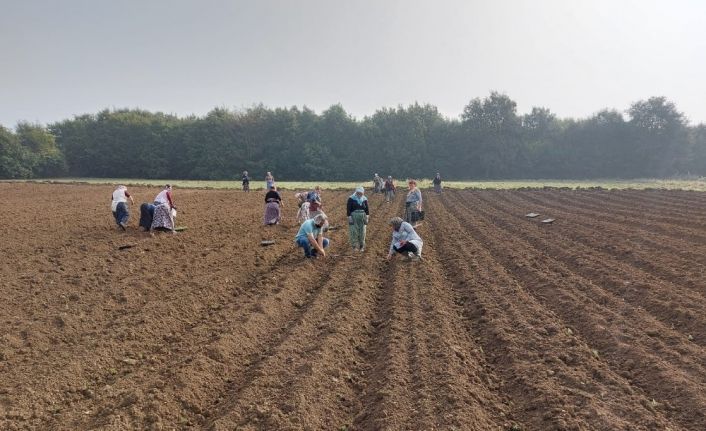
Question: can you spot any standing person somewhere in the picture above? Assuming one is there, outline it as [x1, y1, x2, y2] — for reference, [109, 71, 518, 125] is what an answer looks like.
[263, 186, 284, 225]
[111, 185, 134, 231]
[151, 184, 177, 233]
[404, 179, 423, 224]
[432, 173, 442, 194]
[386, 217, 423, 261]
[265, 171, 275, 190]
[294, 192, 310, 223]
[347, 186, 370, 252]
[307, 186, 324, 219]
[242, 171, 250, 192]
[384, 176, 396, 203]
[373, 173, 383, 194]
[294, 214, 330, 258]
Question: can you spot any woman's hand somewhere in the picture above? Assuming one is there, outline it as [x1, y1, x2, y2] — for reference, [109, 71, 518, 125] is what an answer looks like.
[386, 253, 393, 260]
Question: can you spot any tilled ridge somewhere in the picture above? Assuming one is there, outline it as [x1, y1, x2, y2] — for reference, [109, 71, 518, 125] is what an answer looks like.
[202, 195, 400, 430]
[427, 191, 683, 430]
[456, 190, 706, 429]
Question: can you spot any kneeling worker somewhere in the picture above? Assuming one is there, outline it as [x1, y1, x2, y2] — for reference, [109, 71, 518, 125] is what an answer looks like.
[295, 214, 330, 258]
[386, 216, 423, 261]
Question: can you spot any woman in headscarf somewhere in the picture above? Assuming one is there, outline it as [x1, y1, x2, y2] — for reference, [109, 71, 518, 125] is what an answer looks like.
[432, 173, 442, 194]
[111, 185, 134, 231]
[242, 170, 250, 192]
[404, 179, 423, 224]
[263, 185, 283, 225]
[307, 186, 324, 219]
[151, 184, 177, 233]
[384, 176, 396, 203]
[294, 192, 310, 223]
[347, 186, 370, 252]
[387, 217, 423, 261]
[265, 171, 275, 190]
[373, 173, 383, 194]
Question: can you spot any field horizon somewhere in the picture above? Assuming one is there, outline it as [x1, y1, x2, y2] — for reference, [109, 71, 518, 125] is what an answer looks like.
[4, 176, 706, 191]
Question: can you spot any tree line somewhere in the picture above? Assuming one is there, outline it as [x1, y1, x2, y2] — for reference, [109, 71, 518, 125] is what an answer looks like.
[2, 92, 705, 181]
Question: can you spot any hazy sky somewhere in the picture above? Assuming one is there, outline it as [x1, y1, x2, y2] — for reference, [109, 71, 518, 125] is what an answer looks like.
[1, 0, 705, 128]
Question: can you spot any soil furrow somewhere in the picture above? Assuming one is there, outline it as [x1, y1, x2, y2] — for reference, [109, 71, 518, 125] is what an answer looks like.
[512, 190, 706, 297]
[427, 194, 678, 430]
[200, 196, 400, 430]
[479, 191, 706, 335]
[442, 190, 705, 429]
[521, 190, 706, 246]
[590, 189, 706, 216]
[552, 190, 706, 232]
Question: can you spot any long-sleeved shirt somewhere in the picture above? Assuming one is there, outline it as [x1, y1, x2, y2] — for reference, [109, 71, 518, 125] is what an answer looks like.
[265, 190, 282, 203]
[406, 188, 422, 205]
[389, 222, 423, 254]
[346, 196, 369, 216]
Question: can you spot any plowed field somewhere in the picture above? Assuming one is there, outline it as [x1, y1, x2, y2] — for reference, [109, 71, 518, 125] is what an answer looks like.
[1, 183, 705, 430]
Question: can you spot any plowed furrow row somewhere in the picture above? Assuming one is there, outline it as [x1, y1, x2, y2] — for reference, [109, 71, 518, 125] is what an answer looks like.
[606, 190, 706, 214]
[200, 197, 400, 430]
[443, 191, 705, 429]
[552, 190, 706, 232]
[522, 190, 706, 246]
[512, 191, 706, 297]
[468, 190, 706, 355]
[77, 192, 354, 428]
[354, 214, 511, 430]
[478, 191, 706, 331]
[426, 194, 676, 430]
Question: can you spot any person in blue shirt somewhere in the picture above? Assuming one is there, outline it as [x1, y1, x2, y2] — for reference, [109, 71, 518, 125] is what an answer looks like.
[404, 179, 423, 224]
[295, 214, 330, 258]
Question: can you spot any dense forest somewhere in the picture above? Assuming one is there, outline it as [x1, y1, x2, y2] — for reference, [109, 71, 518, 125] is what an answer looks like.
[2, 92, 705, 181]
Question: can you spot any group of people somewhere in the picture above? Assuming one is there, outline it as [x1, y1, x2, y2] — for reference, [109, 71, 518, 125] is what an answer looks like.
[110, 170, 436, 261]
[372, 173, 399, 203]
[283, 177, 425, 261]
[110, 184, 178, 234]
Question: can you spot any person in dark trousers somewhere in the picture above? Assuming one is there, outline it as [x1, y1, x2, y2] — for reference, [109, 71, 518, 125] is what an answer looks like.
[347, 186, 370, 252]
[387, 216, 423, 261]
[111, 185, 134, 231]
[432, 173, 442, 193]
[242, 171, 250, 192]
[295, 214, 330, 258]
[384, 176, 396, 202]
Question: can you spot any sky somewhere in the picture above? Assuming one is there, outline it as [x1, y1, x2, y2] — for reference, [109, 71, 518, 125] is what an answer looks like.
[1, 0, 705, 128]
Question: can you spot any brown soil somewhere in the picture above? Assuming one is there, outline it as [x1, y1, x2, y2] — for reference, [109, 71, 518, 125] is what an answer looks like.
[1, 183, 705, 430]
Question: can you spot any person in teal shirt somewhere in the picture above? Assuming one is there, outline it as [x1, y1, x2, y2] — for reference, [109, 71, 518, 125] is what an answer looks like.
[295, 214, 330, 258]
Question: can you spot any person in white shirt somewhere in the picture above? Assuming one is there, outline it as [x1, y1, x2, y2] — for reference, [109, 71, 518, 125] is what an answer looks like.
[111, 185, 134, 231]
[386, 216, 423, 261]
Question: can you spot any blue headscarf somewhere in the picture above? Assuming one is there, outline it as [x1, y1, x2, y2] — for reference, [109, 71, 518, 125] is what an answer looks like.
[350, 187, 367, 205]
